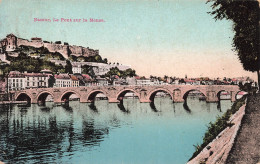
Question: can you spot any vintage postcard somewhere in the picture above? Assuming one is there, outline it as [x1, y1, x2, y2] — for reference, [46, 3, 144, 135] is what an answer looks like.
[0, 0, 259, 164]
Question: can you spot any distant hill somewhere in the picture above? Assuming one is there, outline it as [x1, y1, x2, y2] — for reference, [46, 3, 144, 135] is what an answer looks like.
[0, 34, 107, 75]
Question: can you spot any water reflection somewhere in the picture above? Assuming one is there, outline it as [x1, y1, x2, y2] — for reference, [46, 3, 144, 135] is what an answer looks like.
[62, 104, 73, 113]
[88, 103, 98, 112]
[0, 104, 109, 163]
[117, 103, 130, 114]
[183, 101, 192, 113]
[0, 98, 232, 164]
[40, 107, 51, 112]
[149, 102, 159, 112]
[217, 101, 222, 112]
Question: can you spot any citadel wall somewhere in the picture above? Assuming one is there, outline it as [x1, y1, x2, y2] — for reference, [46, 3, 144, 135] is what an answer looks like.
[69, 45, 83, 57]
[43, 42, 69, 59]
[0, 34, 99, 59]
[17, 38, 43, 48]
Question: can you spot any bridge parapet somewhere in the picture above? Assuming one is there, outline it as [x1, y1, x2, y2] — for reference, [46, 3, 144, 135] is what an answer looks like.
[12, 85, 241, 104]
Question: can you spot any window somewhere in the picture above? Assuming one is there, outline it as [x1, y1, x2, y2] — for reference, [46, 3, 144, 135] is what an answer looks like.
[33, 82, 35, 86]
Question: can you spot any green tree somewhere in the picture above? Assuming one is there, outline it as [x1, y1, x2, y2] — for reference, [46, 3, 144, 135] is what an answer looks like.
[94, 55, 103, 62]
[103, 58, 108, 64]
[77, 56, 85, 62]
[65, 60, 72, 74]
[207, 0, 260, 88]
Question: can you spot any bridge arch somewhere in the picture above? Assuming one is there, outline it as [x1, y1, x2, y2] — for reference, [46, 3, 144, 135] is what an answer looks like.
[148, 88, 173, 102]
[60, 90, 81, 102]
[235, 90, 247, 100]
[15, 92, 32, 103]
[116, 89, 140, 101]
[216, 90, 231, 101]
[86, 90, 109, 102]
[182, 89, 206, 101]
[37, 91, 54, 105]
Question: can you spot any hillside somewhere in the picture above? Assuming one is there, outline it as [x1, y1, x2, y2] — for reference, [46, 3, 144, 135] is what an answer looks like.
[0, 34, 107, 75]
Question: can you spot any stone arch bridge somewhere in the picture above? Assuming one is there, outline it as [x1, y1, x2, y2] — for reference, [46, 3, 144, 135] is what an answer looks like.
[12, 85, 241, 104]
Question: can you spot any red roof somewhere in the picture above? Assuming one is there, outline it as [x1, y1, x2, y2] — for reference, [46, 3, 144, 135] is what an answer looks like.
[25, 73, 48, 77]
[8, 71, 25, 78]
[135, 76, 140, 79]
[70, 75, 78, 81]
[55, 74, 70, 79]
[82, 74, 91, 79]
[221, 92, 230, 95]
[237, 91, 248, 95]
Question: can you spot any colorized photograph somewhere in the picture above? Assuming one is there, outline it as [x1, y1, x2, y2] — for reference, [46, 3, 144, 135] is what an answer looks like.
[0, 0, 260, 163]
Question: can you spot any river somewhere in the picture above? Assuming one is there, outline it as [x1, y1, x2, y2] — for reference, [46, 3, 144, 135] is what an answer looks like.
[0, 97, 232, 164]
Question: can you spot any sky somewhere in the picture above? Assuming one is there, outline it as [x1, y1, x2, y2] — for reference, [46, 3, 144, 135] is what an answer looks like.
[0, 0, 257, 80]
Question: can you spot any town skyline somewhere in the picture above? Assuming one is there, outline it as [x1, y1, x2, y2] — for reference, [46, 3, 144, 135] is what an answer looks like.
[0, 0, 258, 80]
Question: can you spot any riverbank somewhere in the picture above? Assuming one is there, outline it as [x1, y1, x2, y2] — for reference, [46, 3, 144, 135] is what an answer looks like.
[226, 93, 260, 163]
[188, 97, 246, 164]
[0, 101, 27, 105]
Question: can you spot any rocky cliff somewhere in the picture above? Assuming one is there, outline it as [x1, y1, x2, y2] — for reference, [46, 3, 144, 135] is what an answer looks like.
[0, 34, 99, 60]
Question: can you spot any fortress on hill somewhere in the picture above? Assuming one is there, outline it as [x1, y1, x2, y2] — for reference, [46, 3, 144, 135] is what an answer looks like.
[0, 34, 99, 59]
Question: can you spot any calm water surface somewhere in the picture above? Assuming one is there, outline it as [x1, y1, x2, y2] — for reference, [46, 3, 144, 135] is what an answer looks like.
[0, 97, 232, 164]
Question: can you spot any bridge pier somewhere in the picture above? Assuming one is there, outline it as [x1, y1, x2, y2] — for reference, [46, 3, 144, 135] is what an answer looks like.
[53, 97, 62, 104]
[173, 89, 184, 102]
[31, 99, 38, 104]
[79, 99, 89, 103]
[174, 99, 185, 103]
[230, 91, 236, 102]
[206, 91, 219, 102]
[108, 98, 119, 103]
[139, 99, 151, 103]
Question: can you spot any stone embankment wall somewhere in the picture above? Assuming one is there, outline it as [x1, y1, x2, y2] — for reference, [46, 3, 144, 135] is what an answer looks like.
[226, 94, 260, 163]
[187, 101, 247, 164]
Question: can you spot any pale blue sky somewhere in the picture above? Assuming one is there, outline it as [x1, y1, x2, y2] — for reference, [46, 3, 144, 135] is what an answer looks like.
[0, 0, 256, 79]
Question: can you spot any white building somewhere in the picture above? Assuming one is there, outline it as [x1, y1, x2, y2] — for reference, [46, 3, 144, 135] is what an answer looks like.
[96, 77, 108, 86]
[55, 74, 71, 87]
[24, 72, 49, 89]
[71, 62, 131, 76]
[7, 71, 50, 91]
[8, 71, 26, 91]
[126, 77, 136, 85]
[72, 63, 82, 74]
[54, 74, 82, 87]
[136, 79, 152, 86]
